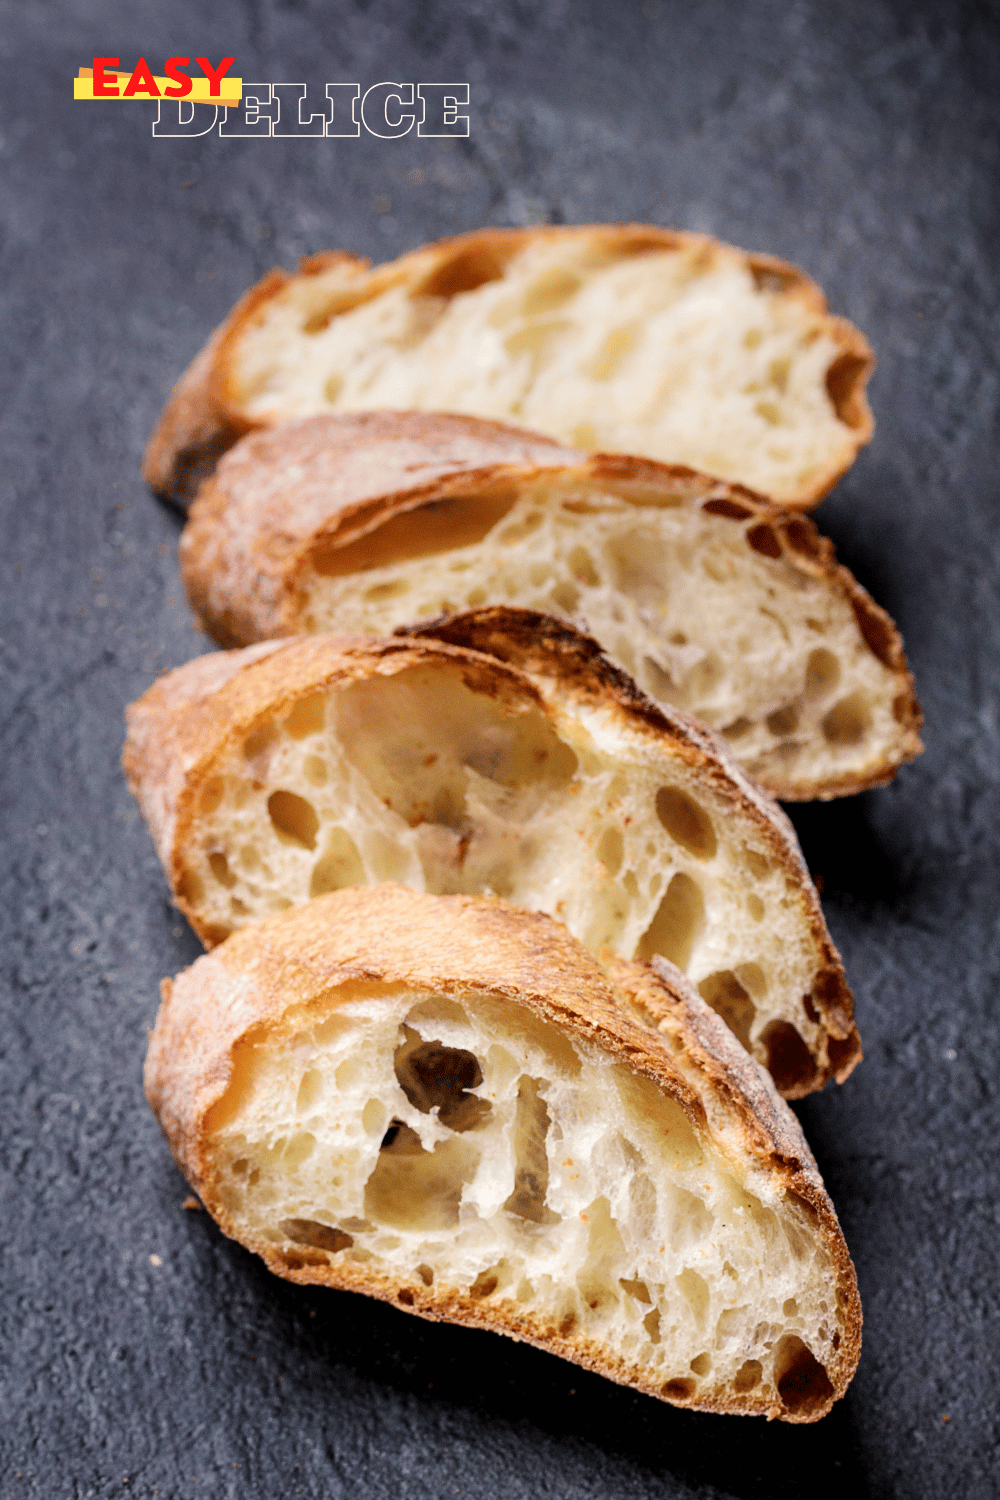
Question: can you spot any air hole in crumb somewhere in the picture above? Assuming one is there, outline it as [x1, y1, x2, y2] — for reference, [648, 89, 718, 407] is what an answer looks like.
[304, 755, 328, 787]
[784, 1298, 799, 1317]
[417, 1264, 434, 1286]
[597, 826, 624, 878]
[822, 691, 872, 746]
[310, 827, 364, 896]
[284, 693, 326, 739]
[827, 1034, 859, 1076]
[736, 962, 766, 997]
[690, 1352, 711, 1377]
[577, 1197, 625, 1312]
[643, 1308, 662, 1343]
[636, 873, 705, 970]
[550, 580, 580, 613]
[419, 245, 509, 298]
[784, 517, 821, 557]
[504, 1077, 559, 1224]
[766, 702, 800, 736]
[762, 1021, 817, 1094]
[587, 321, 641, 381]
[722, 717, 752, 741]
[568, 545, 600, 586]
[747, 522, 782, 558]
[774, 1335, 834, 1416]
[620, 1277, 652, 1304]
[280, 1218, 353, 1253]
[747, 894, 765, 921]
[805, 648, 840, 698]
[397, 1288, 415, 1306]
[243, 723, 277, 761]
[662, 1377, 695, 1400]
[677, 1267, 710, 1327]
[470, 1269, 500, 1299]
[702, 497, 754, 521]
[522, 268, 581, 315]
[733, 1359, 762, 1392]
[177, 868, 204, 906]
[365, 580, 410, 602]
[364, 1120, 477, 1232]
[283, 1133, 316, 1169]
[504, 319, 571, 369]
[208, 852, 236, 888]
[743, 847, 771, 880]
[200, 777, 225, 815]
[698, 971, 756, 1050]
[296, 1069, 322, 1113]
[825, 352, 869, 426]
[268, 790, 319, 850]
[394, 1028, 491, 1133]
[655, 787, 717, 860]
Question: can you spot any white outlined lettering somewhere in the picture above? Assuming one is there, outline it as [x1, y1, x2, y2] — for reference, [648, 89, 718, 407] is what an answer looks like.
[150, 82, 472, 138]
[271, 83, 329, 136]
[325, 83, 361, 137]
[219, 82, 275, 136]
[417, 84, 470, 137]
[359, 81, 416, 139]
[152, 100, 219, 136]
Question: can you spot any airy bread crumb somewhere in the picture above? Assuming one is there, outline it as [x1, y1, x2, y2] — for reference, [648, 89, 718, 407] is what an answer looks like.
[146, 887, 861, 1421]
[144, 226, 873, 509]
[181, 413, 921, 800]
[123, 625, 859, 1097]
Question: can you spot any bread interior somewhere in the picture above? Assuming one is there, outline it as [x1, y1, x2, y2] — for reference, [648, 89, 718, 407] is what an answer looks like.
[182, 659, 827, 1092]
[297, 479, 905, 796]
[229, 237, 858, 503]
[206, 982, 843, 1418]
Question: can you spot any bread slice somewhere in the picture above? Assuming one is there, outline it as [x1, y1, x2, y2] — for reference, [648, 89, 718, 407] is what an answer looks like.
[181, 412, 921, 801]
[145, 884, 861, 1421]
[123, 626, 860, 1097]
[144, 226, 874, 510]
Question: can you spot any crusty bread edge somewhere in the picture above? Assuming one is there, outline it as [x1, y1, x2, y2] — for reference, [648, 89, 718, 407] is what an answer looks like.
[144, 226, 874, 510]
[144, 886, 860, 1422]
[402, 604, 866, 1089]
[123, 625, 861, 1094]
[179, 419, 921, 802]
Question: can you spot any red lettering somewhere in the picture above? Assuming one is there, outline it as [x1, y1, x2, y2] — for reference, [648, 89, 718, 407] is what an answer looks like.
[123, 57, 161, 98]
[92, 56, 120, 96]
[194, 57, 235, 96]
[164, 56, 193, 98]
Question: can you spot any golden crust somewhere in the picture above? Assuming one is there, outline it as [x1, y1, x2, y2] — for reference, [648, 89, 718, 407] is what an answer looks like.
[180, 411, 576, 648]
[143, 225, 874, 510]
[179, 412, 920, 799]
[144, 885, 861, 1422]
[122, 623, 861, 1093]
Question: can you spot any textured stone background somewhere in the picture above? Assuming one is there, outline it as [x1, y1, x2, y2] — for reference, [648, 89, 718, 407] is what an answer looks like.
[1, 1, 998, 1495]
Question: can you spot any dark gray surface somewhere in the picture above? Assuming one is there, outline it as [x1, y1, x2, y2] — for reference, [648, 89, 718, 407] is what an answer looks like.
[1, 2, 998, 1495]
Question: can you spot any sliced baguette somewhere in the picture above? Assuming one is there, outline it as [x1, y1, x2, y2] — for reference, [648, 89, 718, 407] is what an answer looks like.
[181, 412, 921, 801]
[123, 627, 859, 1097]
[145, 884, 861, 1421]
[144, 226, 874, 510]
